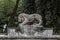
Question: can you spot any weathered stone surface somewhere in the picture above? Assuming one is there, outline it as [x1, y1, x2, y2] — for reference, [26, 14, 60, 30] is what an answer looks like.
[18, 13, 43, 36]
[0, 39, 58, 40]
[18, 13, 43, 27]
[8, 28, 18, 37]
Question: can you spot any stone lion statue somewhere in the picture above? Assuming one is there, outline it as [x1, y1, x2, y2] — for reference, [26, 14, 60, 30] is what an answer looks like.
[18, 13, 43, 36]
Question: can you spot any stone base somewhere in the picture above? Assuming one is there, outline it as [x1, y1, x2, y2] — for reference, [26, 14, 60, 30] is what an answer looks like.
[7, 28, 53, 37]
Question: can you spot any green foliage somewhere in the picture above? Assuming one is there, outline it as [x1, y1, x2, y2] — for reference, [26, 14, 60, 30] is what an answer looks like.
[0, 0, 23, 24]
[0, 0, 23, 32]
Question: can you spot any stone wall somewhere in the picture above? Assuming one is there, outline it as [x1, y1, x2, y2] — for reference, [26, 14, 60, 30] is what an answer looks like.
[0, 38, 59, 40]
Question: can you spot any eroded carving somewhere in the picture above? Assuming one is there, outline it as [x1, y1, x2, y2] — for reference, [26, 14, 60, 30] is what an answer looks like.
[18, 13, 43, 36]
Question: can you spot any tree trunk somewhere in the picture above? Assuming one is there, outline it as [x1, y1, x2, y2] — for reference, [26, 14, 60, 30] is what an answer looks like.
[8, 0, 20, 27]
